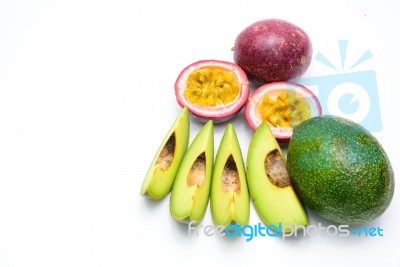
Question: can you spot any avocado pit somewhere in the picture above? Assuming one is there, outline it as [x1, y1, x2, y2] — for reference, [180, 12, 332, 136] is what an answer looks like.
[265, 149, 291, 188]
[156, 132, 176, 171]
[187, 152, 206, 188]
[221, 155, 241, 193]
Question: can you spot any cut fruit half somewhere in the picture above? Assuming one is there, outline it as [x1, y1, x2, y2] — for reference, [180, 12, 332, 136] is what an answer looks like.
[175, 60, 250, 123]
[245, 82, 321, 141]
[170, 120, 214, 224]
[140, 107, 190, 200]
[247, 122, 309, 232]
[210, 124, 250, 227]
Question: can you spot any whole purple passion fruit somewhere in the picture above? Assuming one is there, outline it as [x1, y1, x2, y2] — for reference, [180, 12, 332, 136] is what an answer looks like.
[233, 19, 313, 83]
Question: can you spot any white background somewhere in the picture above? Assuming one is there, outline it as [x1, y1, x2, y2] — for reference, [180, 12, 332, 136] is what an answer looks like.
[0, 0, 399, 266]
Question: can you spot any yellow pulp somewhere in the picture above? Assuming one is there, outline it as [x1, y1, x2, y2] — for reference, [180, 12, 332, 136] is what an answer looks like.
[259, 91, 311, 128]
[184, 67, 240, 107]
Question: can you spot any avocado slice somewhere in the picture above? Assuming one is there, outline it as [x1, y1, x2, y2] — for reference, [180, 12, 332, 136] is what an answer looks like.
[140, 107, 190, 200]
[211, 124, 250, 227]
[170, 120, 214, 224]
[247, 122, 308, 230]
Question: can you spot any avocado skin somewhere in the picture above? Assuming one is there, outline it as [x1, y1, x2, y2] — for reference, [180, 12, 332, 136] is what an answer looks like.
[287, 115, 394, 224]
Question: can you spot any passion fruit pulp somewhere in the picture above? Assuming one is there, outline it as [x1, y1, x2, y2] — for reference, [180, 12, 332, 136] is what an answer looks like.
[175, 60, 250, 123]
[245, 82, 321, 141]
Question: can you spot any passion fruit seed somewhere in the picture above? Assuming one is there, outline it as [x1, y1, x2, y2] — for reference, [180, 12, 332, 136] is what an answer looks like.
[184, 67, 240, 107]
[259, 91, 310, 128]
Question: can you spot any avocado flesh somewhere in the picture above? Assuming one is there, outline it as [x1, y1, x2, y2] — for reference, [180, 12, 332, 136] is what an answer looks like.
[211, 124, 250, 227]
[287, 115, 395, 224]
[170, 120, 214, 224]
[140, 107, 190, 200]
[247, 122, 308, 230]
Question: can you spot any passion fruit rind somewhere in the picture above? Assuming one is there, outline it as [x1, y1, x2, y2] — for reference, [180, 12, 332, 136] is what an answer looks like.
[175, 60, 250, 123]
[245, 82, 322, 141]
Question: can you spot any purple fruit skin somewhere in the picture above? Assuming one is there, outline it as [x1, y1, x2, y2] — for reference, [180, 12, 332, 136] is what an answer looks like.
[233, 19, 312, 83]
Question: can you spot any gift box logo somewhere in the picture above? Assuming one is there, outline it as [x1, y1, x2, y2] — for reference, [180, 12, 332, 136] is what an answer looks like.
[296, 40, 382, 132]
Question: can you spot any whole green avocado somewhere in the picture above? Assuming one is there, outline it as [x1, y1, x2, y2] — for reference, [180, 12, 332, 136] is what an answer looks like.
[287, 115, 394, 224]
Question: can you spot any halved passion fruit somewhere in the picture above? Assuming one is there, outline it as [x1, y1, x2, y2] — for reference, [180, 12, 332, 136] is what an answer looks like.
[245, 82, 321, 141]
[175, 60, 250, 123]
